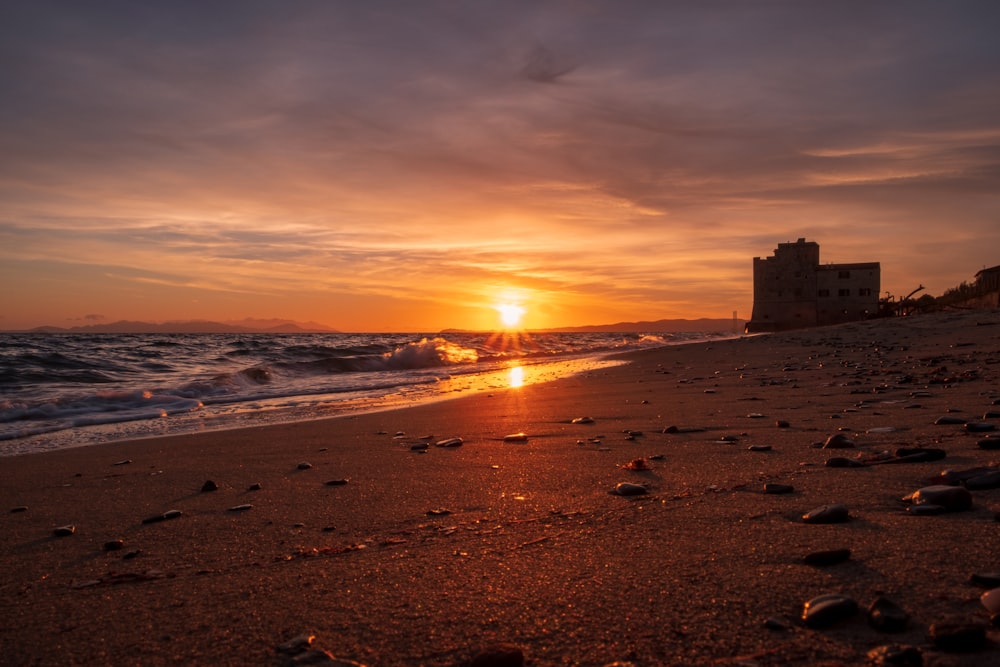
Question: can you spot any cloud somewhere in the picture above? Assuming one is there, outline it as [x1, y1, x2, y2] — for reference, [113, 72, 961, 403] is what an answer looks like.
[1, 1, 999, 328]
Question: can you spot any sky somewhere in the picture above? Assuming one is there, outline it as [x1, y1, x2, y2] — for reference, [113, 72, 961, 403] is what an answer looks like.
[1, 1, 999, 332]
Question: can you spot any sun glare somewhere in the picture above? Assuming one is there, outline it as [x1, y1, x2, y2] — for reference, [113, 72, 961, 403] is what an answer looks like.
[496, 303, 525, 329]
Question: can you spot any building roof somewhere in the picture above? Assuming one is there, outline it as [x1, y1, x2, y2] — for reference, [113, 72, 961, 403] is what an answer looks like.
[975, 264, 1000, 277]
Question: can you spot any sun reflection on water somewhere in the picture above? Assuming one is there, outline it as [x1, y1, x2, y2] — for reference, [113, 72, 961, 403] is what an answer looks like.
[508, 365, 524, 388]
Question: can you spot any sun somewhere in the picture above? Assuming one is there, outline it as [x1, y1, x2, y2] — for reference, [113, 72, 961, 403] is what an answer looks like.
[496, 303, 526, 329]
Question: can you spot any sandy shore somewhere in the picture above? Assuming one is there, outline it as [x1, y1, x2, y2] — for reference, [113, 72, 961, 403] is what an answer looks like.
[2, 310, 1000, 666]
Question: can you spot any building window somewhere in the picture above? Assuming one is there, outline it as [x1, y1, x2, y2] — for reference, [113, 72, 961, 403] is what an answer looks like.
[818, 289, 830, 297]
[858, 288, 872, 297]
[838, 271, 850, 279]
[838, 288, 850, 297]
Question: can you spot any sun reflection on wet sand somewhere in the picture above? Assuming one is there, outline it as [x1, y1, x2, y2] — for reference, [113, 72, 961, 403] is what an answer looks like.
[508, 365, 524, 388]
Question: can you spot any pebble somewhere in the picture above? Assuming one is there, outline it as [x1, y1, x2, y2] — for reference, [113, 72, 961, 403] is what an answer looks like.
[801, 593, 858, 628]
[763, 483, 793, 494]
[763, 617, 789, 631]
[466, 644, 525, 667]
[978, 436, 1000, 450]
[865, 645, 923, 667]
[227, 504, 253, 512]
[747, 444, 772, 452]
[823, 433, 855, 448]
[53, 525, 76, 537]
[928, 620, 987, 652]
[892, 447, 946, 463]
[963, 470, 1000, 490]
[571, 417, 594, 424]
[802, 548, 851, 566]
[142, 509, 183, 524]
[103, 539, 125, 551]
[10, 506, 28, 513]
[201, 480, 219, 492]
[966, 421, 997, 433]
[248, 483, 263, 491]
[970, 572, 1000, 588]
[277, 634, 315, 654]
[622, 458, 650, 470]
[112, 459, 132, 466]
[826, 457, 866, 468]
[775, 420, 790, 428]
[410, 443, 429, 451]
[324, 479, 349, 486]
[613, 482, 648, 496]
[297, 462, 313, 470]
[927, 466, 995, 485]
[435, 437, 463, 447]
[802, 504, 850, 524]
[903, 485, 972, 512]
[934, 415, 966, 425]
[868, 596, 909, 632]
[981, 587, 1000, 614]
[662, 425, 705, 433]
[503, 433, 528, 442]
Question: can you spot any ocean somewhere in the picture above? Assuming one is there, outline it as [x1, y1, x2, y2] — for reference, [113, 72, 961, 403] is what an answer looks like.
[0, 330, 729, 456]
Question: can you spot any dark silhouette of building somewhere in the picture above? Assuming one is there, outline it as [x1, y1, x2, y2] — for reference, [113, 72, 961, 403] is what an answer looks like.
[976, 264, 1000, 293]
[746, 239, 880, 332]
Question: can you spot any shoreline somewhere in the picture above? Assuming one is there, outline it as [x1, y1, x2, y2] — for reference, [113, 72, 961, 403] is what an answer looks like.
[2, 310, 999, 665]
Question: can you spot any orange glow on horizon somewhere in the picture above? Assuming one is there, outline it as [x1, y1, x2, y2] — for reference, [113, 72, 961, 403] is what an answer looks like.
[495, 302, 526, 329]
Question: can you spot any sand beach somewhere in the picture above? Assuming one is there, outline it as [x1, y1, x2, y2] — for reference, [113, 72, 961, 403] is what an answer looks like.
[2, 310, 1000, 666]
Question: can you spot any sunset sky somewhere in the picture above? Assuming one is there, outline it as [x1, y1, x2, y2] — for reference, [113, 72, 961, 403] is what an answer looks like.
[2, 1, 999, 332]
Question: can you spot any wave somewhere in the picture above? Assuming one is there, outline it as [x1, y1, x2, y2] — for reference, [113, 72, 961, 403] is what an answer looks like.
[0, 330, 730, 452]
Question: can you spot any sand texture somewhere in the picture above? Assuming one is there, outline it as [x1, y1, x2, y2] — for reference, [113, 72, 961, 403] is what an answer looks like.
[3, 310, 1000, 666]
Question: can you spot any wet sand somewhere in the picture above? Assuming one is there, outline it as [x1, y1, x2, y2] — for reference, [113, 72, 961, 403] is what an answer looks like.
[2, 310, 1000, 666]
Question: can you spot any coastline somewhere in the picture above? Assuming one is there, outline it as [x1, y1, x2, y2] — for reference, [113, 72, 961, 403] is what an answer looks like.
[2, 310, 999, 665]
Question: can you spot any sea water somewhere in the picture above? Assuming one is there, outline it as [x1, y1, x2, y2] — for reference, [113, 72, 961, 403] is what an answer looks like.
[0, 331, 727, 456]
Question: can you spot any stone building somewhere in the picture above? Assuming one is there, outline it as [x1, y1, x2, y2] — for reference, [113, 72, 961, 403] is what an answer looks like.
[975, 264, 1000, 294]
[746, 239, 880, 332]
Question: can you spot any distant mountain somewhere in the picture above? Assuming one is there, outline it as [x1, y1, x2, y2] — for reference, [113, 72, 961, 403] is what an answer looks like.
[442, 317, 745, 334]
[532, 318, 745, 333]
[18, 319, 340, 334]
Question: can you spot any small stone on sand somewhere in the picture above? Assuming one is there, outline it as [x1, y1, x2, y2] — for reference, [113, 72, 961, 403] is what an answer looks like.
[802, 504, 850, 524]
[903, 485, 972, 512]
[822, 433, 855, 448]
[467, 643, 525, 667]
[929, 621, 987, 652]
[142, 510, 183, 524]
[613, 482, 648, 496]
[801, 593, 857, 628]
[868, 596, 909, 632]
[503, 433, 528, 442]
[53, 525, 76, 537]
